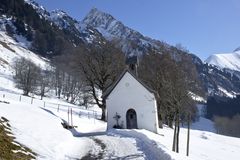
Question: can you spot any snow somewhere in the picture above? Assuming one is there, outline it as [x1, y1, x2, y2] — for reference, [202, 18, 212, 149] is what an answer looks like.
[205, 51, 240, 72]
[0, 92, 100, 159]
[218, 86, 236, 98]
[149, 124, 240, 160]
[189, 91, 206, 103]
[14, 34, 32, 48]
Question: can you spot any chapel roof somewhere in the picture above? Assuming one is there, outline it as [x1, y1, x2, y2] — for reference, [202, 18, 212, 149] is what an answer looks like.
[102, 69, 158, 99]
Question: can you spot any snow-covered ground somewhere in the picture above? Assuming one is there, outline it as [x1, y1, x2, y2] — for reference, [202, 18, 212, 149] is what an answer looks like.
[0, 92, 169, 159]
[1, 90, 240, 160]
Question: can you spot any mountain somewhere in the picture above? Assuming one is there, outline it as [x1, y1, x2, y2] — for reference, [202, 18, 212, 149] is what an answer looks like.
[82, 8, 170, 56]
[0, 0, 239, 98]
[205, 51, 240, 72]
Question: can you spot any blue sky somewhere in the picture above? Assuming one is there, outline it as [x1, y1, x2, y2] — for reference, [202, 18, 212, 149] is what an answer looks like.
[35, 0, 240, 60]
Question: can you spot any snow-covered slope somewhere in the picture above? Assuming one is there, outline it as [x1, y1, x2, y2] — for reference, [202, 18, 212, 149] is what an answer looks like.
[1, 91, 240, 159]
[0, 30, 48, 93]
[205, 51, 240, 71]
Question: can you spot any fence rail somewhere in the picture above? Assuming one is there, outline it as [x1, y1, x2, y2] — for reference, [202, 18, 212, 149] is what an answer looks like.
[0, 91, 101, 121]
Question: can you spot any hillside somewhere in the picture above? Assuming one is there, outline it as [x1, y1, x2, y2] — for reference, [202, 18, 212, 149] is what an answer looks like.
[0, 30, 47, 93]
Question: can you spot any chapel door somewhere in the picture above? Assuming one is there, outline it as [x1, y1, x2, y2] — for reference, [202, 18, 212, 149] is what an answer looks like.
[126, 109, 138, 129]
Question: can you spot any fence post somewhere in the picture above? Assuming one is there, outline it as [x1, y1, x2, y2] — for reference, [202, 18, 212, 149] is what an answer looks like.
[68, 108, 69, 125]
[71, 108, 73, 126]
[19, 96, 21, 102]
[88, 112, 90, 119]
[57, 104, 60, 112]
[31, 97, 33, 104]
[94, 111, 96, 119]
[79, 111, 81, 117]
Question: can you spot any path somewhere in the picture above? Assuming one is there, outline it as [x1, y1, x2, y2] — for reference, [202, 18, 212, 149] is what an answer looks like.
[68, 129, 173, 160]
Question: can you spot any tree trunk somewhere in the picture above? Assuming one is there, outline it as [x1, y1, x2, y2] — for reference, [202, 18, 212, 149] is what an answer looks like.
[176, 116, 180, 153]
[40, 87, 44, 100]
[57, 88, 61, 99]
[186, 113, 190, 156]
[23, 90, 29, 96]
[100, 99, 106, 121]
[101, 106, 106, 121]
[172, 119, 177, 152]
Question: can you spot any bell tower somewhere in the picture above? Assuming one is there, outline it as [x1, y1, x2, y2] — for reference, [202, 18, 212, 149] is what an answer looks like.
[125, 56, 139, 77]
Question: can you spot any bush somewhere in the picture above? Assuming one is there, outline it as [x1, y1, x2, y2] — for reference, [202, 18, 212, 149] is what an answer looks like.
[214, 114, 240, 138]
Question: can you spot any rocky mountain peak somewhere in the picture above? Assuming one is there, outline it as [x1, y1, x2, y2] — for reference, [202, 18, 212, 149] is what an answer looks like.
[49, 9, 78, 29]
[82, 8, 142, 40]
[50, 9, 69, 18]
[82, 8, 115, 28]
[82, 7, 163, 56]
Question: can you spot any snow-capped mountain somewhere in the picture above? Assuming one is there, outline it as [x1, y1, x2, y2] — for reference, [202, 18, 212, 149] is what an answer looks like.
[82, 8, 168, 56]
[205, 51, 240, 72]
[0, 0, 239, 98]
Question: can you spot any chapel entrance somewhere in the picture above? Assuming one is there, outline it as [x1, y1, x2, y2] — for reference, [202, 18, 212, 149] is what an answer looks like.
[126, 109, 138, 129]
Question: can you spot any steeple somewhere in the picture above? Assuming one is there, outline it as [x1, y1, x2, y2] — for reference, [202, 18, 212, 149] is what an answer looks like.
[125, 56, 139, 77]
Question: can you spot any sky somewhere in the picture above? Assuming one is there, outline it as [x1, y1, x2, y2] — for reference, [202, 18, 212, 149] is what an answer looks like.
[35, 0, 240, 60]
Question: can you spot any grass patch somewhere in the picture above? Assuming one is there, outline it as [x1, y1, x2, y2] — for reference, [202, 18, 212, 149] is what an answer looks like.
[0, 57, 9, 66]
[0, 41, 15, 52]
[0, 117, 37, 160]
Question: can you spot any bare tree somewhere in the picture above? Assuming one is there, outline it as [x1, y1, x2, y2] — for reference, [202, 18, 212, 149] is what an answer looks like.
[76, 43, 125, 121]
[139, 52, 199, 153]
[37, 70, 52, 100]
[13, 57, 41, 96]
